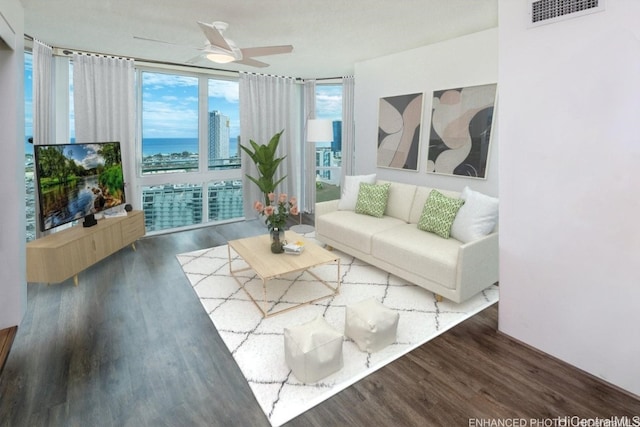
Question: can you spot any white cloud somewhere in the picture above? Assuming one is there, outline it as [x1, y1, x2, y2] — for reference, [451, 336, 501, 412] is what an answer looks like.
[208, 80, 239, 103]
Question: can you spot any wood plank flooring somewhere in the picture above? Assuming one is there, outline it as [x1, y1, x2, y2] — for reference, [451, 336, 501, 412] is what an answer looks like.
[1, 217, 638, 427]
[0, 327, 17, 377]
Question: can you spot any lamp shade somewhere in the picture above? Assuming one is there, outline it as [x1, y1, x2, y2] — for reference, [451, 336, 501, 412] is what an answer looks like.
[307, 119, 333, 143]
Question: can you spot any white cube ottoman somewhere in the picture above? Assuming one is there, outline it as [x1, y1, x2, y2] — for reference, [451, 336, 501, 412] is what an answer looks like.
[284, 316, 343, 383]
[345, 298, 399, 353]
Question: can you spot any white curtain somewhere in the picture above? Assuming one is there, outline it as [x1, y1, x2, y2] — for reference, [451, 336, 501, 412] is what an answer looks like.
[33, 40, 54, 146]
[32, 40, 55, 238]
[73, 54, 136, 206]
[341, 76, 355, 177]
[239, 72, 297, 218]
[302, 80, 317, 213]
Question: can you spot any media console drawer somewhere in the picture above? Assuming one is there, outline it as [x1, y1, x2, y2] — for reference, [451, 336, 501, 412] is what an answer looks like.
[26, 210, 145, 285]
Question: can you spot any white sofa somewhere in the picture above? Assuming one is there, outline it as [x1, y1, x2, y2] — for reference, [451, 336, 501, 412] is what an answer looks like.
[315, 179, 499, 303]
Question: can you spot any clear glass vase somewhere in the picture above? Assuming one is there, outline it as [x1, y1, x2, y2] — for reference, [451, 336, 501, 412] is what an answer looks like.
[270, 227, 285, 254]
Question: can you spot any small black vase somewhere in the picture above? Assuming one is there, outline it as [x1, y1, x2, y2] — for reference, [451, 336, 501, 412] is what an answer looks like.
[270, 227, 285, 254]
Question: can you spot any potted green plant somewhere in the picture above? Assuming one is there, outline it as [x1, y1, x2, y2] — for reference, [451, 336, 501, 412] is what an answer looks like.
[239, 130, 287, 206]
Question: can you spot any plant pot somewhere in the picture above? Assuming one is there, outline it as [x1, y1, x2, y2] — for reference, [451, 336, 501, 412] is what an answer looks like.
[270, 227, 285, 254]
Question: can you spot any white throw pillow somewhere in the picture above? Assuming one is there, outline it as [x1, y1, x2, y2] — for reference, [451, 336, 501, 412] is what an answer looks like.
[450, 186, 499, 243]
[337, 174, 376, 210]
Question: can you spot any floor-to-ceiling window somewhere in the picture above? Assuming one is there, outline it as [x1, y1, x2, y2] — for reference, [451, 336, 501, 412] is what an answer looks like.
[24, 52, 35, 242]
[315, 84, 342, 202]
[25, 57, 244, 239]
[137, 69, 243, 233]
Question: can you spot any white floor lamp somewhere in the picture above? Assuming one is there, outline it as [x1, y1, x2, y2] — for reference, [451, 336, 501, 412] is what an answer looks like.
[290, 118, 334, 234]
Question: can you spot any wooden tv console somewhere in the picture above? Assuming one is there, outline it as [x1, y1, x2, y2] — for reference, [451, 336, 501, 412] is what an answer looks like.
[26, 210, 145, 285]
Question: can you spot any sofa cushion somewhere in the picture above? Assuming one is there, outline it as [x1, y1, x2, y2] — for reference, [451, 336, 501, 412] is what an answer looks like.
[337, 174, 376, 211]
[371, 223, 461, 289]
[355, 183, 390, 218]
[377, 180, 417, 223]
[409, 186, 460, 224]
[315, 210, 405, 254]
[418, 190, 465, 239]
[450, 186, 499, 243]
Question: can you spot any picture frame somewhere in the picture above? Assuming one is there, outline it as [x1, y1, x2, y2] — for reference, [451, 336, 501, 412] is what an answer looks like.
[376, 92, 423, 171]
[427, 83, 497, 179]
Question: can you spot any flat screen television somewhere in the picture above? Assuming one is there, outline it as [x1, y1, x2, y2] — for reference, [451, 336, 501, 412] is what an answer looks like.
[34, 141, 126, 232]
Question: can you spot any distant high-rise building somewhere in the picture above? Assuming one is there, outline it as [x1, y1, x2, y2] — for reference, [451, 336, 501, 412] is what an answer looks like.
[208, 111, 230, 164]
[332, 120, 342, 153]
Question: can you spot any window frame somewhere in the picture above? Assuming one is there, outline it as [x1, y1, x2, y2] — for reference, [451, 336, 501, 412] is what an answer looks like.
[134, 66, 243, 234]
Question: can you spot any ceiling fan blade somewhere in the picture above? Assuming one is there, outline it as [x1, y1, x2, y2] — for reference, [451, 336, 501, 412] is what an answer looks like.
[197, 21, 232, 51]
[234, 57, 270, 68]
[134, 36, 202, 50]
[240, 45, 293, 58]
[185, 54, 205, 64]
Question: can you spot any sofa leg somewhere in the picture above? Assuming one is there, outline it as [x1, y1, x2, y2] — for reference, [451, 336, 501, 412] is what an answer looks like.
[435, 294, 443, 302]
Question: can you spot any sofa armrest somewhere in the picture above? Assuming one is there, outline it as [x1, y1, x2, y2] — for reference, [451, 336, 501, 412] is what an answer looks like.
[315, 200, 340, 217]
[456, 231, 499, 301]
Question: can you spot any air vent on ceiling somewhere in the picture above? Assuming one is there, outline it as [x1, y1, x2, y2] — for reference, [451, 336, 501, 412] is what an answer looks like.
[528, 0, 605, 27]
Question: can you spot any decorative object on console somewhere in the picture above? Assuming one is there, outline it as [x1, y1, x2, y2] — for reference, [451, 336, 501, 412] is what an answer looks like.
[417, 189, 466, 239]
[427, 83, 497, 179]
[377, 92, 423, 171]
[82, 214, 97, 228]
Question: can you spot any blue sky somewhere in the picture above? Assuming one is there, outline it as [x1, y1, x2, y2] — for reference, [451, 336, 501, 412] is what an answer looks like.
[142, 71, 241, 139]
[24, 53, 342, 147]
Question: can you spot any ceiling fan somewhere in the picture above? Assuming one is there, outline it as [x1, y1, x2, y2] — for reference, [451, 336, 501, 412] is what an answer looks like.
[134, 21, 293, 68]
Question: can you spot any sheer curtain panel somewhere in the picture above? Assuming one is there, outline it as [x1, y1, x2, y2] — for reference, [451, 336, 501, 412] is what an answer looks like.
[33, 40, 54, 146]
[341, 76, 355, 177]
[73, 54, 136, 206]
[303, 80, 317, 213]
[239, 72, 297, 218]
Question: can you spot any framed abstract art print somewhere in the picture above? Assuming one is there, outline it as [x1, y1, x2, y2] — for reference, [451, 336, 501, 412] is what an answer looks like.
[377, 92, 423, 171]
[427, 83, 497, 179]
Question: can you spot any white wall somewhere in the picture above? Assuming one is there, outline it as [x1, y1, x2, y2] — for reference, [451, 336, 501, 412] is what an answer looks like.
[0, 0, 26, 329]
[499, 0, 640, 395]
[354, 28, 499, 196]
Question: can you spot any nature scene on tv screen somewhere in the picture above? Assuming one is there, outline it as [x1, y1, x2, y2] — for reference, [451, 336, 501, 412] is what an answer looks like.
[35, 142, 125, 231]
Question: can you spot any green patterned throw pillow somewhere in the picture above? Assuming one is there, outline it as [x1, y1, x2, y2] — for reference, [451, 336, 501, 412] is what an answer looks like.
[355, 183, 391, 218]
[418, 190, 465, 238]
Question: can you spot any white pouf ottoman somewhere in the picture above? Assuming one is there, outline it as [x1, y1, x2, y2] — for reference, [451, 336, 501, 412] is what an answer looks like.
[284, 316, 343, 383]
[345, 298, 399, 353]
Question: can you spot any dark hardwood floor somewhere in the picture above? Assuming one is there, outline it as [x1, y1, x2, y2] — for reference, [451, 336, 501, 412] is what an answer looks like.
[1, 217, 638, 426]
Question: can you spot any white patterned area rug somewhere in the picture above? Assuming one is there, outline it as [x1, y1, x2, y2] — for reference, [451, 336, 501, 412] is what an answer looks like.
[176, 236, 498, 427]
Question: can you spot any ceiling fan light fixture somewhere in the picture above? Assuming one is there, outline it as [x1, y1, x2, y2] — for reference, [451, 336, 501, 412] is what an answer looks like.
[206, 52, 235, 63]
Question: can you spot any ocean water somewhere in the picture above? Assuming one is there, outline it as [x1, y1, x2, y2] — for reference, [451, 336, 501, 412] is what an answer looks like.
[143, 137, 238, 157]
[25, 137, 239, 157]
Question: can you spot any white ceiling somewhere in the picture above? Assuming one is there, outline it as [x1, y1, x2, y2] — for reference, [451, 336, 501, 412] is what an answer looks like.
[21, 0, 498, 79]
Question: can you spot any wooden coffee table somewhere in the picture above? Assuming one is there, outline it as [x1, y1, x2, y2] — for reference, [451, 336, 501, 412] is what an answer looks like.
[227, 230, 341, 317]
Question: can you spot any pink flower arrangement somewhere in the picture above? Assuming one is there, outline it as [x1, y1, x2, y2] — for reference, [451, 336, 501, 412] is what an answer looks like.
[254, 193, 299, 230]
